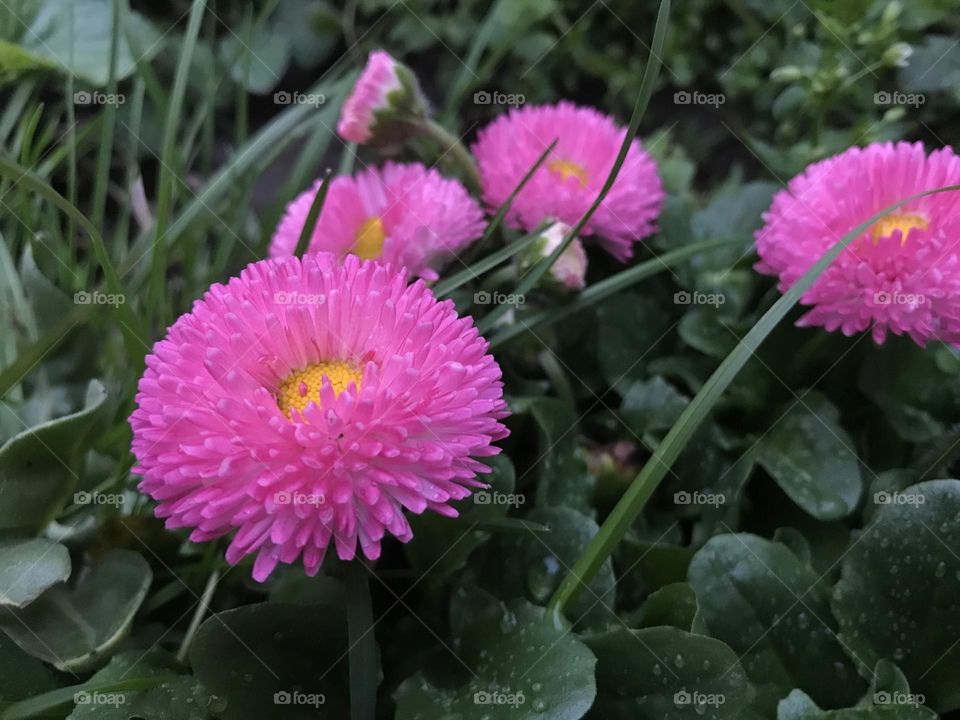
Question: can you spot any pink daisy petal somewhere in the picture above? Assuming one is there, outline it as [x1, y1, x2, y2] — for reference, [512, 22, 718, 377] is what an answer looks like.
[472, 101, 664, 261]
[269, 162, 486, 281]
[755, 140, 960, 347]
[130, 254, 509, 581]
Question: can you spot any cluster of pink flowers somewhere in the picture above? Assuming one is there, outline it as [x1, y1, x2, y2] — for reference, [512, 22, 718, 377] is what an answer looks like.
[131, 49, 960, 582]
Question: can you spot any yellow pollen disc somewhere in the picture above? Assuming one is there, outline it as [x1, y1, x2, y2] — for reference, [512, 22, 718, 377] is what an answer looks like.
[276, 361, 362, 417]
[870, 212, 929, 245]
[548, 159, 588, 187]
[354, 217, 386, 259]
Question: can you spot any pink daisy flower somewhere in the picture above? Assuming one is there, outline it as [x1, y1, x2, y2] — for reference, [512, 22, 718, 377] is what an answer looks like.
[269, 162, 486, 281]
[130, 254, 509, 581]
[337, 50, 428, 145]
[755, 141, 960, 345]
[472, 101, 664, 261]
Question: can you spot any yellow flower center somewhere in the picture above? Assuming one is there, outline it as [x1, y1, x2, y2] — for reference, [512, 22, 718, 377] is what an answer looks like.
[548, 159, 588, 187]
[869, 212, 928, 245]
[354, 217, 386, 259]
[276, 361, 362, 417]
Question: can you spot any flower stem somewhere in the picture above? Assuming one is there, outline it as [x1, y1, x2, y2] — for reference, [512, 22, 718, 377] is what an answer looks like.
[419, 119, 483, 193]
[176, 567, 220, 663]
[346, 561, 377, 720]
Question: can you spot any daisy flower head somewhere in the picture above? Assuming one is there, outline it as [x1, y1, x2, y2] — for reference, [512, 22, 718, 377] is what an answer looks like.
[269, 162, 487, 281]
[755, 141, 960, 346]
[472, 101, 664, 261]
[130, 254, 509, 581]
[337, 50, 429, 145]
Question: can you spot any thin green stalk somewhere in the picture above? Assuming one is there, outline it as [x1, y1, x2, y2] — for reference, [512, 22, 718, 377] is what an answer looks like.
[434, 222, 548, 298]
[418, 118, 482, 192]
[176, 567, 220, 663]
[147, 0, 207, 324]
[346, 562, 377, 720]
[490, 238, 736, 347]
[294, 170, 333, 257]
[90, 0, 124, 231]
[439, 0, 507, 122]
[476, 0, 671, 335]
[545, 182, 960, 623]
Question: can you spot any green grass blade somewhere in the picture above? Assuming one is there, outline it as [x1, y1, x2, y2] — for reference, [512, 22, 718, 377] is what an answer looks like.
[294, 169, 333, 258]
[90, 0, 124, 230]
[346, 562, 378, 720]
[545, 182, 960, 623]
[147, 0, 207, 323]
[433, 221, 549, 298]
[476, 0, 671, 334]
[0, 156, 146, 368]
[489, 238, 737, 347]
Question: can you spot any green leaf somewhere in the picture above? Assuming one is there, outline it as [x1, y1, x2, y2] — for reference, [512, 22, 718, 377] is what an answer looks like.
[898, 35, 960, 93]
[620, 377, 689, 436]
[630, 582, 699, 631]
[528, 397, 595, 512]
[189, 602, 349, 719]
[0, 379, 107, 535]
[586, 626, 756, 719]
[777, 689, 936, 719]
[496, 507, 615, 629]
[394, 600, 596, 720]
[0, 550, 152, 672]
[832, 479, 960, 713]
[757, 392, 862, 520]
[0, 538, 70, 607]
[597, 294, 672, 391]
[17, 0, 162, 84]
[66, 650, 212, 720]
[688, 533, 863, 710]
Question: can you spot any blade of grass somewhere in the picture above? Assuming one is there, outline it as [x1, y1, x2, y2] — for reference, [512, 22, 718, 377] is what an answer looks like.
[0, 156, 146, 368]
[433, 221, 549, 298]
[489, 238, 737, 347]
[476, 0, 671, 334]
[546, 182, 960, 623]
[147, 0, 207, 324]
[294, 169, 333, 257]
[90, 0, 124, 230]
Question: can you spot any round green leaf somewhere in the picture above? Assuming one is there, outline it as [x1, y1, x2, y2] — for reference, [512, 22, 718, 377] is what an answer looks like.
[586, 626, 756, 719]
[0, 538, 70, 608]
[0, 549, 151, 671]
[688, 533, 863, 710]
[757, 393, 862, 520]
[394, 600, 596, 720]
[777, 689, 936, 719]
[0, 379, 107, 535]
[832, 479, 960, 713]
[189, 601, 349, 719]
